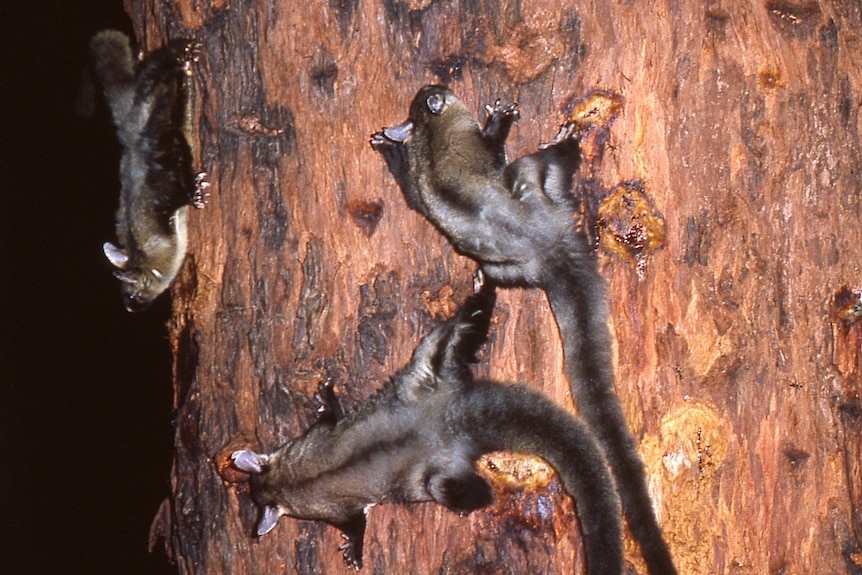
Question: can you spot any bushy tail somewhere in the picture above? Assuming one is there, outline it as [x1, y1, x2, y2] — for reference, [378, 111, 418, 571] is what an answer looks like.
[544, 261, 678, 575]
[462, 382, 624, 575]
[89, 31, 136, 121]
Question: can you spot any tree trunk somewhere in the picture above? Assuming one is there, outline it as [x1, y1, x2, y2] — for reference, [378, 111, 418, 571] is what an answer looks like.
[127, 0, 862, 573]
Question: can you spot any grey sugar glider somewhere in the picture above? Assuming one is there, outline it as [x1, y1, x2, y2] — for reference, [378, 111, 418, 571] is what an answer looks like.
[90, 30, 208, 311]
[233, 280, 623, 575]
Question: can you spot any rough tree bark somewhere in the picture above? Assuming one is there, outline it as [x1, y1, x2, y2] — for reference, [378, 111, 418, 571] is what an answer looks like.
[125, 0, 862, 573]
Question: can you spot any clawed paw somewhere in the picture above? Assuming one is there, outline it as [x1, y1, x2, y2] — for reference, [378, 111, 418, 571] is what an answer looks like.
[472, 269, 486, 294]
[183, 41, 203, 69]
[481, 100, 519, 141]
[539, 122, 581, 150]
[314, 378, 336, 413]
[192, 172, 210, 208]
[314, 378, 344, 423]
[339, 534, 362, 570]
[485, 99, 519, 120]
[369, 131, 391, 149]
[370, 131, 407, 168]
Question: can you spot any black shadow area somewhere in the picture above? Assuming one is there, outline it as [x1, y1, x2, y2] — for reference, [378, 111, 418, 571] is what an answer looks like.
[2, 3, 178, 573]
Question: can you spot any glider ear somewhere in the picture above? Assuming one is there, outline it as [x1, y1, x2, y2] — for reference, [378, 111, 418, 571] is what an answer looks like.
[103, 242, 129, 268]
[257, 505, 281, 536]
[231, 450, 267, 474]
[382, 120, 414, 143]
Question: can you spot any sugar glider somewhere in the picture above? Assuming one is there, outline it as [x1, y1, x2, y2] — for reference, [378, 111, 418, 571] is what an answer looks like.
[90, 30, 207, 311]
[233, 281, 623, 575]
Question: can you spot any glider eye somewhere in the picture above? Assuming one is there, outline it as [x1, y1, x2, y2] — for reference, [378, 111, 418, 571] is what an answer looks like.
[426, 93, 446, 115]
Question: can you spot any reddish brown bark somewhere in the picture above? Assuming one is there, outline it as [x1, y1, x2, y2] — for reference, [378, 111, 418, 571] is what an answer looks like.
[126, 0, 862, 573]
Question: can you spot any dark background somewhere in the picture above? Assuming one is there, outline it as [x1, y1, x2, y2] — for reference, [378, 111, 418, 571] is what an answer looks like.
[3, 2, 177, 573]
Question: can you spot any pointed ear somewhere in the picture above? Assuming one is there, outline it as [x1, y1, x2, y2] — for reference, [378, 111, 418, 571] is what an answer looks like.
[231, 450, 267, 474]
[257, 505, 281, 536]
[382, 120, 414, 143]
[103, 242, 129, 268]
[112, 270, 138, 284]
